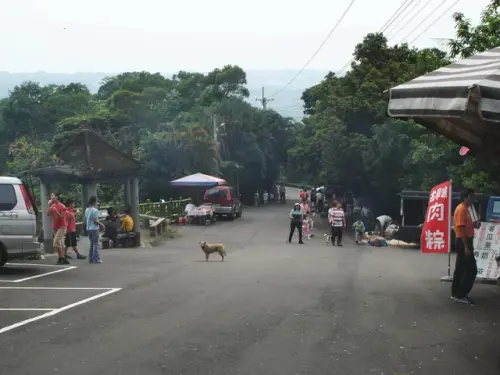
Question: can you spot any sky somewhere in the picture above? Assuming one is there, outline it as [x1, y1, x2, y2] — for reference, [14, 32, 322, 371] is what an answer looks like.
[0, 0, 490, 73]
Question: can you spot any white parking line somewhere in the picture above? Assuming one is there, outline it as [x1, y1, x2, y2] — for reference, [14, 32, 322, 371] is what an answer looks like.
[0, 308, 55, 311]
[0, 286, 113, 290]
[0, 287, 122, 334]
[0, 265, 77, 283]
[5, 263, 71, 267]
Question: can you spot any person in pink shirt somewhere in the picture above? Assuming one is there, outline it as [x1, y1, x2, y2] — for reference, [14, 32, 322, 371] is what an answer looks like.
[64, 199, 87, 260]
[300, 198, 310, 215]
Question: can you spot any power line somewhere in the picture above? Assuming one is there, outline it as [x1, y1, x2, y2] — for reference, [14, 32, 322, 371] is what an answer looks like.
[399, 0, 448, 43]
[385, 0, 425, 38]
[408, 0, 463, 44]
[269, 0, 357, 98]
[388, 0, 433, 40]
[336, 0, 416, 75]
[379, 0, 415, 34]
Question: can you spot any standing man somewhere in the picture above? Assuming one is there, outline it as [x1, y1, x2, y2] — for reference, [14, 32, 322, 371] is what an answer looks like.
[46, 192, 69, 265]
[328, 202, 346, 246]
[84, 196, 104, 264]
[279, 183, 286, 204]
[310, 186, 317, 210]
[316, 188, 324, 213]
[64, 199, 87, 260]
[451, 189, 479, 305]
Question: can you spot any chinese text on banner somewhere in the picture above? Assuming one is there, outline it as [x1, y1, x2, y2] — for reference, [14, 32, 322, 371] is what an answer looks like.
[421, 180, 451, 254]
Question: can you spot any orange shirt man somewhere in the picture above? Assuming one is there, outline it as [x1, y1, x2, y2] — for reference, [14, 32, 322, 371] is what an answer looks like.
[451, 188, 478, 305]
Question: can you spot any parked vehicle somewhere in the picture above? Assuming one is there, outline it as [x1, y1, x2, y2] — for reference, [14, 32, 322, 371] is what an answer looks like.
[0, 176, 40, 266]
[203, 186, 242, 220]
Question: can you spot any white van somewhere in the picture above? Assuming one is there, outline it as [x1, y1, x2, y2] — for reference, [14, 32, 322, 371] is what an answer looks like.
[0, 176, 40, 266]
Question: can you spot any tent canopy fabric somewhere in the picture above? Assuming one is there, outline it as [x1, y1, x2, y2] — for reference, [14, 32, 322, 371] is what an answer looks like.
[388, 47, 500, 122]
[386, 47, 500, 159]
[170, 173, 227, 187]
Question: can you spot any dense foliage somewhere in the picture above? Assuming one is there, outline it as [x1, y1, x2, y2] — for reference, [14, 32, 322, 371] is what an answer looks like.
[1, 0, 499, 215]
[0, 66, 293, 205]
[286, 0, 500, 217]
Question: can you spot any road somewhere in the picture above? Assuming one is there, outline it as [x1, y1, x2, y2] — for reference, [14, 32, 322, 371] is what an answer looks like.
[0, 187, 499, 374]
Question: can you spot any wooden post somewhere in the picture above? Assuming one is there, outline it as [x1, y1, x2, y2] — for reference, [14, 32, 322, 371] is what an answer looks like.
[130, 177, 141, 246]
[40, 181, 53, 253]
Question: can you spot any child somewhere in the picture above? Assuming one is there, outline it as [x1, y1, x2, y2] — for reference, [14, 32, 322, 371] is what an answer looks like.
[263, 191, 269, 205]
[302, 214, 314, 239]
[64, 199, 87, 260]
[352, 219, 366, 244]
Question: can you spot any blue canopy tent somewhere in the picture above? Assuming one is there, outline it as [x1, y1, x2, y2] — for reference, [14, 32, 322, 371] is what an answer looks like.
[170, 173, 227, 187]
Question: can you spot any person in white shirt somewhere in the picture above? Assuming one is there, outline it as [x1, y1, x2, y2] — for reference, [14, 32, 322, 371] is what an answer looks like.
[263, 191, 269, 205]
[254, 191, 260, 206]
[316, 189, 324, 212]
[279, 183, 286, 204]
[328, 202, 346, 246]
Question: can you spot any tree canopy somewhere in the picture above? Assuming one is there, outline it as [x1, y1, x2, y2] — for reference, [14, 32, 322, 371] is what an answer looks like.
[0, 65, 292, 204]
[286, 0, 500, 217]
[1, 0, 499, 214]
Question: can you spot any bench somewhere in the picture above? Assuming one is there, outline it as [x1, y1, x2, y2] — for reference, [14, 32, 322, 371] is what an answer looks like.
[101, 232, 139, 249]
[150, 217, 167, 237]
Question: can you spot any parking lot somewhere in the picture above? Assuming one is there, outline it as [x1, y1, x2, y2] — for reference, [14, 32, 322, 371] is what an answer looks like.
[2, 200, 500, 374]
[0, 261, 121, 334]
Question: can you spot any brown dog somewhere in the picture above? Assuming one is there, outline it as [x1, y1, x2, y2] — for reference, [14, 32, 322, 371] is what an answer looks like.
[199, 241, 226, 261]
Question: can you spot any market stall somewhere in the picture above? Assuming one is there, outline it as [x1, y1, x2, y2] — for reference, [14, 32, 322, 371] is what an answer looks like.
[386, 47, 500, 283]
[171, 173, 226, 187]
[185, 203, 216, 226]
[171, 173, 226, 225]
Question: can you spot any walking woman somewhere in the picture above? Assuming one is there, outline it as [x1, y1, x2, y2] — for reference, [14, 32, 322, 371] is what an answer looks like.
[288, 203, 304, 244]
[84, 196, 104, 264]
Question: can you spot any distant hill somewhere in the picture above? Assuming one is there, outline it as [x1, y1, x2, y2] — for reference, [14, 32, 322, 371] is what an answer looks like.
[0, 70, 329, 119]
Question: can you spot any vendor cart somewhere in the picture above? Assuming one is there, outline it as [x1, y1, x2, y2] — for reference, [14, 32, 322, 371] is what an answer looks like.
[186, 204, 217, 226]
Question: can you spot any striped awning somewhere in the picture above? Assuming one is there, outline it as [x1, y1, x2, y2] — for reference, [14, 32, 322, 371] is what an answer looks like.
[388, 47, 500, 122]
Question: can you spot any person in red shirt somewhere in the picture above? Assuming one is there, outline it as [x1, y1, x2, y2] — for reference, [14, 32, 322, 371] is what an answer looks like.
[46, 192, 69, 265]
[63, 199, 87, 260]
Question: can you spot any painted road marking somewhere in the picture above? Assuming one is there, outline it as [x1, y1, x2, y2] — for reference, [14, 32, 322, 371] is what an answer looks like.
[0, 287, 122, 334]
[0, 308, 55, 311]
[5, 263, 70, 267]
[0, 286, 113, 290]
[0, 264, 77, 283]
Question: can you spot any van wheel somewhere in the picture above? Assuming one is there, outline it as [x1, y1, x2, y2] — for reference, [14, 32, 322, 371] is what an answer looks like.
[0, 245, 7, 267]
[229, 211, 235, 220]
[236, 208, 242, 218]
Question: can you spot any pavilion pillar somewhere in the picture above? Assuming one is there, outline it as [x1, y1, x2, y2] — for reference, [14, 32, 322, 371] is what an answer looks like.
[40, 181, 53, 253]
[80, 185, 89, 236]
[81, 185, 89, 210]
[86, 182, 98, 200]
[123, 179, 131, 207]
[130, 177, 141, 246]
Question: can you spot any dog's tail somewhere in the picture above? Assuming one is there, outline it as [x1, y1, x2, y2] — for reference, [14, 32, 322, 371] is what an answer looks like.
[219, 244, 226, 255]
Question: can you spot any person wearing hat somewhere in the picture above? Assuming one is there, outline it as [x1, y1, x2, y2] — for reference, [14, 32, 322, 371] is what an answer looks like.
[288, 202, 304, 244]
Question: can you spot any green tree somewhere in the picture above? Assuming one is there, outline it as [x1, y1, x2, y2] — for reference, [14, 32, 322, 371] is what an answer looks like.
[449, 0, 500, 58]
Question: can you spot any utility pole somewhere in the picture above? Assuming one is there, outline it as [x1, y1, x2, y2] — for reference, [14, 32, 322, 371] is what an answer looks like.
[256, 86, 273, 110]
[212, 114, 226, 177]
[212, 113, 219, 176]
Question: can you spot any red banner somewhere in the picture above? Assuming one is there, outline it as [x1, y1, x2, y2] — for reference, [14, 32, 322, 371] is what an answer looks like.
[421, 180, 452, 253]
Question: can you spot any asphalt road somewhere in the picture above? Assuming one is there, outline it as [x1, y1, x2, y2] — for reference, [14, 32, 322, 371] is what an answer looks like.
[1, 188, 500, 375]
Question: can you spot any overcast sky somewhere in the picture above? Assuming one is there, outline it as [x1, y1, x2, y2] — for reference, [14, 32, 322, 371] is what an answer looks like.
[1, 0, 489, 73]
